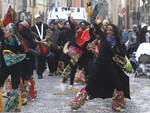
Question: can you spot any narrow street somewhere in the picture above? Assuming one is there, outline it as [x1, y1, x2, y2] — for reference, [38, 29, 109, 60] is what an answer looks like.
[1, 0, 150, 113]
[17, 69, 150, 113]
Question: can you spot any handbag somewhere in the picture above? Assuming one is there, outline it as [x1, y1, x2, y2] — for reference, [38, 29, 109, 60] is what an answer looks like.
[38, 43, 52, 57]
[38, 44, 47, 54]
[113, 55, 132, 72]
[123, 56, 132, 72]
[3, 50, 26, 67]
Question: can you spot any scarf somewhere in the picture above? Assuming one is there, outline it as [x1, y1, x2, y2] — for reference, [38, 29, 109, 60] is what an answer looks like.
[106, 35, 116, 47]
[4, 35, 21, 46]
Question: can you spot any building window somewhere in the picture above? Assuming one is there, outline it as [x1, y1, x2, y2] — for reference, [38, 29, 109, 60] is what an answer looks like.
[81, 0, 84, 7]
[29, 0, 32, 7]
[33, 0, 36, 7]
[132, 0, 136, 10]
[67, 0, 72, 7]
[149, 16, 150, 23]
[8, 0, 10, 3]
[23, 0, 27, 10]
[146, 4, 148, 12]
[130, 0, 132, 9]
[148, 5, 150, 13]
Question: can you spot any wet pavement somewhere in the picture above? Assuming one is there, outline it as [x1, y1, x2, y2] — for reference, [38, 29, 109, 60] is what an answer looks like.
[3, 69, 150, 113]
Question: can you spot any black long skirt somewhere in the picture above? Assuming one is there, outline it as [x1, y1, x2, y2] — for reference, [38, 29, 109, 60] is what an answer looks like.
[86, 58, 130, 99]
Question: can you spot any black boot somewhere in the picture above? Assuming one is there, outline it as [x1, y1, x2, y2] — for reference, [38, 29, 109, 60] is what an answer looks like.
[38, 75, 43, 79]
[48, 73, 53, 76]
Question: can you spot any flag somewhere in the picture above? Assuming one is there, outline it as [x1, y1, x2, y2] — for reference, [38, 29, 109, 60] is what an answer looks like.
[76, 29, 90, 47]
[87, 2, 91, 20]
[90, 3, 101, 23]
[87, 6, 91, 20]
[3, 6, 16, 26]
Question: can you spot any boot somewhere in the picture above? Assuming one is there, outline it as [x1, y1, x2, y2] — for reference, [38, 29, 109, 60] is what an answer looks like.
[61, 65, 71, 83]
[38, 74, 43, 79]
[117, 91, 126, 109]
[4, 88, 21, 112]
[3, 79, 12, 98]
[112, 89, 125, 112]
[25, 81, 32, 101]
[69, 87, 87, 110]
[11, 89, 22, 112]
[29, 76, 37, 99]
[0, 89, 3, 112]
[18, 90, 22, 112]
[20, 82, 28, 105]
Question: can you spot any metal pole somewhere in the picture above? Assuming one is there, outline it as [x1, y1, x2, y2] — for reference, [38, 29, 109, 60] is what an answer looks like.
[138, 0, 140, 25]
[126, 0, 129, 29]
[142, 0, 146, 23]
[32, 0, 35, 26]
[0, 0, 2, 18]
[14, 0, 16, 10]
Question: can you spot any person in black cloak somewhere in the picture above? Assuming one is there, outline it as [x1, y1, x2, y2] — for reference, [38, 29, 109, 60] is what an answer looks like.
[86, 24, 130, 111]
[16, 20, 38, 104]
[16, 20, 37, 82]
[84, 23, 130, 112]
[0, 23, 25, 112]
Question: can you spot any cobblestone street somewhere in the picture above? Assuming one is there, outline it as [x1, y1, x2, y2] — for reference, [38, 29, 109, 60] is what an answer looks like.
[16, 69, 150, 113]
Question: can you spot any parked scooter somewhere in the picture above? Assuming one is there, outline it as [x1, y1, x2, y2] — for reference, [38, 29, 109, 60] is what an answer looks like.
[134, 43, 150, 77]
[135, 54, 150, 77]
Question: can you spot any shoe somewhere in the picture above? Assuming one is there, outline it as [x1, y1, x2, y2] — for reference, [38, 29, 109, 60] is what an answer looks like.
[88, 95, 94, 100]
[54, 72, 58, 76]
[38, 75, 43, 79]
[22, 98, 28, 105]
[48, 73, 53, 76]
[52, 72, 56, 76]
[62, 77, 67, 83]
[2, 92, 8, 98]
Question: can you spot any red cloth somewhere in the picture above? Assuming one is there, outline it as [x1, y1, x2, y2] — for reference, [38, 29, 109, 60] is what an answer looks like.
[74, 21, 77, 27]
[76, 29, 90, 47]
[39, 44, 47, 54]
[29, 77, 35, 99]
[3, 13, 11, 26]
[3, 8, 16, 26]
[21, 40, 28, 52]
[76, 30, 83, 42]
